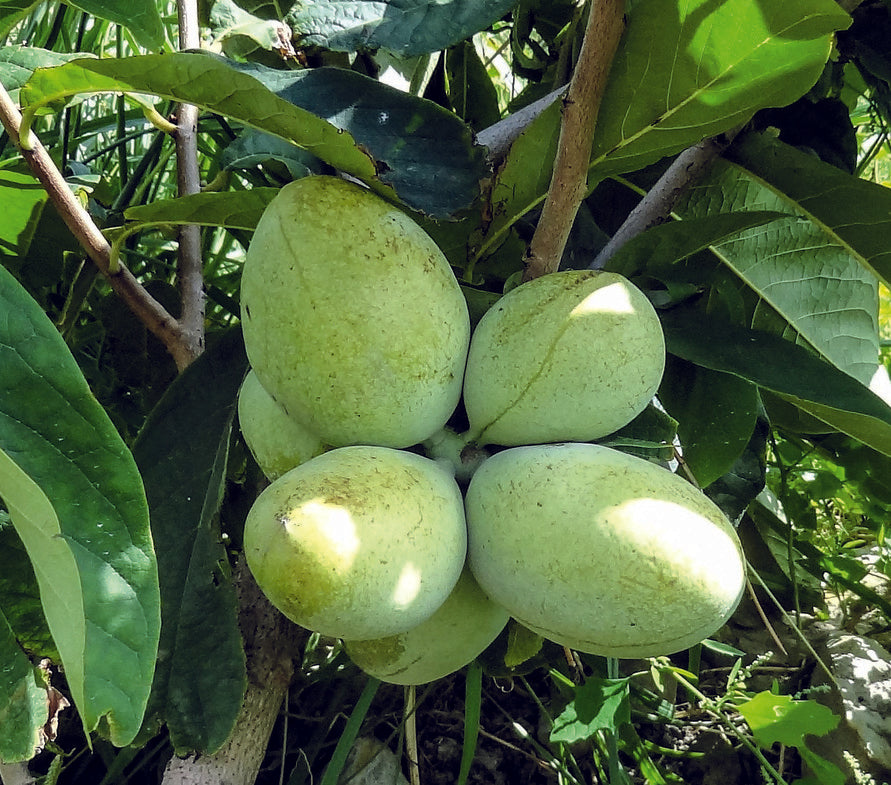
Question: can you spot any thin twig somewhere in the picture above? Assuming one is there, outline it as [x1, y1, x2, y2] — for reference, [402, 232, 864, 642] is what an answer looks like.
[404, 685, 421, 785]
[174, 0, 206, 364]
[590, 130, 740, 270]
[476, 86, 568, 165]
[0, 81, 196, 368]
[523, 0, 626, 282]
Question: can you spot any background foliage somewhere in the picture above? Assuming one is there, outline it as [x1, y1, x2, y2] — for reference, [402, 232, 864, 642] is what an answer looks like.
[2, 0, 891, 783]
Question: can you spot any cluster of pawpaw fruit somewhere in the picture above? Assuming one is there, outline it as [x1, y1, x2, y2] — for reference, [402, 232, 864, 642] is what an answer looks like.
[238, 176, 746, 685]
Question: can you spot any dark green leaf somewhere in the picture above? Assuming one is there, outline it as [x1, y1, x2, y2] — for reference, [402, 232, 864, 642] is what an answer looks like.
[663, 308, 891, 457]
[550, 676, 631, 743]
[445, 40, 501, 131]
[0, 265, 160, 746]
[703, 413, 768, 523]
[235, 63, 487, 217]
[659, 358, 758, 488]
[0, 517, 56, 661]
[20, 53, 379, 195]
[287, 0, 516, 56]
[133, 329, 249, 755]
[0, 608, 47, 762]
[219, 131, 326, 180]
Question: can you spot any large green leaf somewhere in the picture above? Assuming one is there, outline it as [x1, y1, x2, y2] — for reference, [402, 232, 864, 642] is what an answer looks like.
[481, 0, 850, 260]
[662, 307, 891, 457]
[677, 152, 882, 388]
[0, 591, 48, 762]
[20, 53, 485, 218]
[727, 131, 891, 292]
[20, 54, 378, 194]
[0, 265, 160, 746]
[659, 359, 759, 488]
[228, 62, 487, 216]
[133, 329, 249, 755]
[287, 0, 516, 56]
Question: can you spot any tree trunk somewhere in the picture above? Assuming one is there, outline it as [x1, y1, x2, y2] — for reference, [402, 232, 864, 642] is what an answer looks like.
[162, 559, 306, 785]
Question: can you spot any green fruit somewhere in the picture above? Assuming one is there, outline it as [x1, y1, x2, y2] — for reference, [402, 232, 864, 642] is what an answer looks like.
[463, 270, 665, 446]
[344, 567, 509, 685]
[237, 370, 327, 480]
[244, 445, 467, 640]
[465, 443, 745, 658]
[241, 176, 470, 449]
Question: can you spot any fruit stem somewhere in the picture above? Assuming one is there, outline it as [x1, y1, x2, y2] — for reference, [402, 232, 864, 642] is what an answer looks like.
[422, 427, 491, 484]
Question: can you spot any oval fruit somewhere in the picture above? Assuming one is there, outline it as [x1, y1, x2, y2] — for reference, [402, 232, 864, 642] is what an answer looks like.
[237, 370, 326, 480]
[240, 176, 470, 449]
[244, 445, 467, 640]
[463, 270, 665, 446]
[344, 567, 509, 685]
[465, 443, 745, 658]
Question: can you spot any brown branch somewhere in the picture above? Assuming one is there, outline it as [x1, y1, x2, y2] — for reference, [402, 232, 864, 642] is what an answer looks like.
[589, 130, 740, 270]
[476, 86, 568, 165]
[173, 0, 206, 365]
[523, 0, 626, 282]
[0, 82, 199, 370]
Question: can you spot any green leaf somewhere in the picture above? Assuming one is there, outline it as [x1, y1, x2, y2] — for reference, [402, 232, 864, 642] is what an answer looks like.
[0, 516, 56, 661]
[662, 308, 891, 457]
[65, 0, 166, 50]
[482, 0, 849, 258]
[445, 40, 501, 131]
[737, 690, 839, 748]
[219, 131, 325, 180]
[457, 663, 482, 785]
[504, 622, 543, 669]
[0, 0, 48, 39]
[233, 63, 487, 217]
[288, 0, 516, 56]
[592, 0, 849, 178]
[659, 359, 759, 488]
[0, 170, 48, 265]
[678, 153, 882, 388]
[604, 211, 792, 280]
[0, 48, 92, 101]
[133, 329, 249, 755]
[0, 608, 47, 763]
[0, 265, 160, 746]
[122, 189, 279, 230]
[729, 132, 891, 291]
[550, 676, 631, 744]
[20, 53, 378, 194]
[21, 53, 486, 218]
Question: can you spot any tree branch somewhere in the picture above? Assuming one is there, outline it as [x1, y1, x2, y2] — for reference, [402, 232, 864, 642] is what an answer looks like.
[523, 0, 626, 282]
[0, 82, 199, 370]
[589, 130, 740, 270]
[174, 0, 206, 364]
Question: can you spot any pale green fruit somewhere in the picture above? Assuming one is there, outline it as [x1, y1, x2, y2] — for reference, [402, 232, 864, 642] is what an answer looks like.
[463, 270, 665, 446]
[344, 567, 509, 685]
[244, 445, 467, 640]
[240, 176, 470, 449]
[237, 370, 327, 480]
[465, 443, 745, 658]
